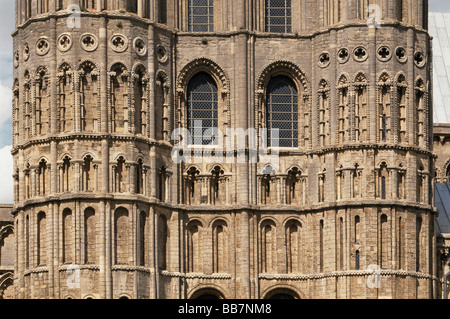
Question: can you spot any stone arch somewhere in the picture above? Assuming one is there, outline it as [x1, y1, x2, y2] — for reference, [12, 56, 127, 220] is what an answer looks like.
[78, 59, 100, 72]
[282, 216, 304, 229]
[132, 63, 149, 136]
[443, 159, 450, 179]
[58, 61, 73, 73]
[260, 218, 277, 273]
[262, 285, 302, 299]
[186, 219, 204, 273]
[354, 71, 368, 84]
[377, 71, 393, 85]
[415, 76, 426, 89]
[176, 57, 231, 135]
[154, 69, 170, 141]
[114, 206, 130, 265]
[337, 72, 350, 86]
[0, 273, 14, 299]
[0, 224, 14, 268]
[109, 62, 130, 134]
[189, 286, 226, 299]
[256, 60, 310, 93]
[394, 71, 407, 84]
[285, 165, 303, 175]
[177, 57, 229, 93]
[256, 61, 311, 148]
[209, 217, 229, 229]
[78, 59, 100, 132]
[35, 65, 49, 77]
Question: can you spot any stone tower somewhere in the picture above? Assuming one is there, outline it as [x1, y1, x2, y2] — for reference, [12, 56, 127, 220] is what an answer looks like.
[11, 0, 437, 299]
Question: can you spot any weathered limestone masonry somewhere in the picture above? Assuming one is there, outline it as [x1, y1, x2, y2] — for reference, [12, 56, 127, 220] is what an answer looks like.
[10, 0, 438, 299]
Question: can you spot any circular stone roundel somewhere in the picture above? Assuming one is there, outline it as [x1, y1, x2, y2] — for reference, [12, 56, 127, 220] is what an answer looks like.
[395, 47, 407, 63]
[377, 45, 392, 62]
[337, 48, 350, 64]
[111, 34, 128, 53]
[23, 44, 30, 62]
[353, 46, 368, 62]
[13, 51, 19, 68]
[156, 45, 168, 63]
[36, 37, 50, 56]
[58, 33, 73, 52]
[318, 52, 330, 68]
[414, 51, 427, 68]
[133, 37, 147, 56]
[80, 33, 98, 52]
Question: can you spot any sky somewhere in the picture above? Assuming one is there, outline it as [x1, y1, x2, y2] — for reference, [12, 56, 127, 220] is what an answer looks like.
[0, 0, 448, 204]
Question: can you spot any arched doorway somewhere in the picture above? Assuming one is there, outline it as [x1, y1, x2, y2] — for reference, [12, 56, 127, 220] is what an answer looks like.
[264, 288, 300, 300]
[190, 288, 225, 300]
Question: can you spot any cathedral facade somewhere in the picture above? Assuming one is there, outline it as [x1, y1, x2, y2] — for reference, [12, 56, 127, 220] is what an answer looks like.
[8, 0, 438, 299]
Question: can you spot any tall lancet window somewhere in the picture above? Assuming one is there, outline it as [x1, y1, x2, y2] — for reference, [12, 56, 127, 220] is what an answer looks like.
[24, 71, 32, 140]
[415, 79, 426, 148]
[212, 221, 228, 273]
[188, 0, 214, 32]
[133, 66, 148, 135]
[38, 159, 49, 196]
[318, 80, 330, 147]
[187, 73, 218, 145]
[337, 77, 349, 144]
[37, 211, 47, 266]
[187, 221, 203, 273]
[261, 221, 276, 273]
[378, 75, 392, 142]
[397, 75, 407, 143]
[61, 156, 71, 193]
[286, 167, 304, 205]
[82, 155, 93, 192]
[58, 64, 74, 133]
[79, 61, 99, 132]
[36, 68, 50, 136]
[266, 76, 298, 148]
[13, 80, 19, 146]
[110, 63, 129, 134]
[265, 0, 292, 33]
[286, 220, 301, 273]
[378, 162, 389, 199]
[355, 75, 368, 142]
[114, 156, 126, 193]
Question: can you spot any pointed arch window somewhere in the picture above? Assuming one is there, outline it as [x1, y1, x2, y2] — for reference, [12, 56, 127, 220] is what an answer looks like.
[265, 0, 292, 33]
[337, 77, 349, 144]
[82, 155, 93, 192]
[61, 156, 71, 193]
[38, 159, 49, 196]
[188, 0, 214, 32]
[79, 61, 99, 132]
[187, 73, 218, 146]
[35, 68, 50, 136]
[58, 64, 74, 133]
[266, 76, 298, 148]
[397, 75, 407, 143]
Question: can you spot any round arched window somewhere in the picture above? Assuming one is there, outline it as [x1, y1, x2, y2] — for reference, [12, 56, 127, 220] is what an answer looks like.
[266, 76, 298, 148]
